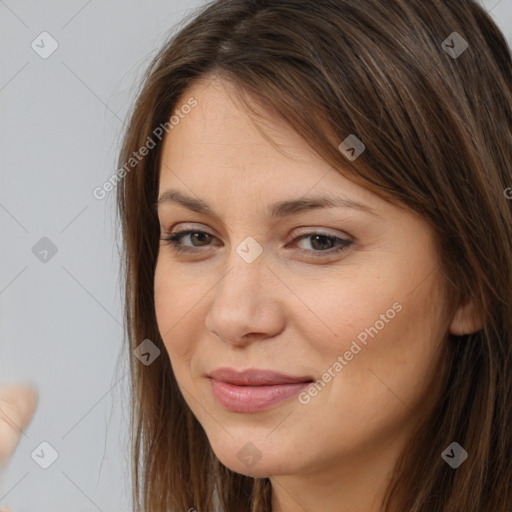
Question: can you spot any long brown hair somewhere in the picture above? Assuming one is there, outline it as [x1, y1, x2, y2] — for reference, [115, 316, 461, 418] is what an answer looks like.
[115, 1, 512, 510]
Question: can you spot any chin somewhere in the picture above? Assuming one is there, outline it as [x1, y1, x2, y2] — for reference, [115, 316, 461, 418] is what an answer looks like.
[208, 435, 299, 478]
[216, 451, 288, 478]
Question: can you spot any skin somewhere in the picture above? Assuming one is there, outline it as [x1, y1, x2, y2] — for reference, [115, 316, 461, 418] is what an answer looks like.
[154, 75, 483, 512]
[0, 384, 38, 512]
[0, 385, 38, 469]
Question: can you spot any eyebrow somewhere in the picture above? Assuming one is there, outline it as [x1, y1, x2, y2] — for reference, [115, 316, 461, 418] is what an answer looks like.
[154, 188, 379, 218]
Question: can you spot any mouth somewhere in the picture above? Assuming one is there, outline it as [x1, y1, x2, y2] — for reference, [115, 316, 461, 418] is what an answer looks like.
[207, 367, 314, 413]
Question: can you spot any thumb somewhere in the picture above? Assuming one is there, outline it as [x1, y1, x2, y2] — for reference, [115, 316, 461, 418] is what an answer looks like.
[0, 384, 39, 468]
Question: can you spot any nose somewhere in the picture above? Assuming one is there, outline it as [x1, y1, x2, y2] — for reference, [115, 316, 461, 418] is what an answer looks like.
[204, 249, 286, 347]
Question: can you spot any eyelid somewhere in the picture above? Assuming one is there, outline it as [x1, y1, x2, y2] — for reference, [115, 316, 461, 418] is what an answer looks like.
[291, 225, 353, 241]
[162, 224, 352, 244]
[160, 224, 354, 259]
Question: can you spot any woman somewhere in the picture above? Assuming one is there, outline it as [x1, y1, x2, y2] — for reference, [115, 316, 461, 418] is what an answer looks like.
[116, 0, 512, 511]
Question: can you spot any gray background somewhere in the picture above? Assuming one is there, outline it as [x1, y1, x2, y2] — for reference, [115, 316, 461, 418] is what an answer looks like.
[0, 1, 510, 510]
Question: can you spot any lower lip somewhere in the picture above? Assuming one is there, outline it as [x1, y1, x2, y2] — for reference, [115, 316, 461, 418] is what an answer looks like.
[209, 378, 311, 413]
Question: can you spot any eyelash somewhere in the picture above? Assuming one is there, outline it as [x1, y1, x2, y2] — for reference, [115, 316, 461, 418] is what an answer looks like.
[159, 229, 353, 259]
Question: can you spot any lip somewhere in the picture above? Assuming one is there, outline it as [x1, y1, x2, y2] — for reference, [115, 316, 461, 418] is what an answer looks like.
[207, 367, 313, 413]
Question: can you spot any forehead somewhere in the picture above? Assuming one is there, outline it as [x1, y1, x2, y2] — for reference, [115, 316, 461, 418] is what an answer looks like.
[162, 76, 309, 163]
[157, 76, 389, 218]
[161, 80, 320, 179]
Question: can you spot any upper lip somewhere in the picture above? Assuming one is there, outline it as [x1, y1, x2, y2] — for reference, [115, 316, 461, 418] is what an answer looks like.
[208, 367, 313, 386]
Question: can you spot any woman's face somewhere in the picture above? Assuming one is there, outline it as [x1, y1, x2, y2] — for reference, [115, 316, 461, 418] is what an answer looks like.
[154, 76, 452, 479]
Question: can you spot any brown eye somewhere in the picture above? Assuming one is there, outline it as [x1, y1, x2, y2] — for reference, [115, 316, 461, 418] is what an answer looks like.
[160, 229, 217, 253]
[290, 232, 353, 258]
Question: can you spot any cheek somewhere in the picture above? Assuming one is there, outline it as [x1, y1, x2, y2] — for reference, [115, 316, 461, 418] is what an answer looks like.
[293, 259, 446, 392]
[154, 260, 198, 364]
[325, 280, 446, 417]
[287, 265, 400, 349]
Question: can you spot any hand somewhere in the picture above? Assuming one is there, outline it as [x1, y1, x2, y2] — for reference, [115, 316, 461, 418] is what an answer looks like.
[0, 384, 38, 512]
[0, 384, 39, 470]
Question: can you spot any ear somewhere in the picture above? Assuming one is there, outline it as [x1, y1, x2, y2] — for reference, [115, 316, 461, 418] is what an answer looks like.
[448, 296, 484, 336]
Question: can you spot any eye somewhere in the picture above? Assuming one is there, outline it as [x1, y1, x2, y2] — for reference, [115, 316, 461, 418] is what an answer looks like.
[160, 228, 353, 259]
[160, 229, 218, 254]
[291, 231, 353, 258]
